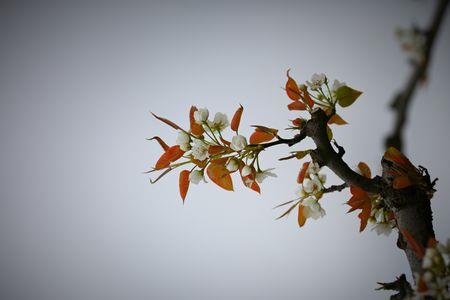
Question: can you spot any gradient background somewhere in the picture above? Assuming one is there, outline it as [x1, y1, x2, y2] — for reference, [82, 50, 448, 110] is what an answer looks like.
[1, 0, 449, 299]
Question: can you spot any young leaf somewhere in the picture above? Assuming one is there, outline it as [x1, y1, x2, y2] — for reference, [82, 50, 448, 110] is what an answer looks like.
[148, 136, 169, 151]
[155, 145, 185, 170]
[231, 105, 244, 132]
[328, 114, 348, 125]
[151, 112, 182, 130]
[189, 106, 204, 136]
[297, 162, 310, 184]
[393, 176, 413, 189]
[346, 187, 372, 232]
[357, 162, 372, 178]
[208, 145, 228, 155]
[206, 163, 234, 191]
[335, 86, 362, 107]
[297, 205, 307, 227]
[287, 101, 307, 111]
[179, 170, 190, 201]
[285, 69, 301, 101]
[249, 131, 275, 144]
[303, 91, 314, 108]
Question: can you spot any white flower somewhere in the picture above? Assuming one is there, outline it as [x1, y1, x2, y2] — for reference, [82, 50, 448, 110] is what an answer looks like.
[194, 108, 209, 124]
[332, 79, 346, 92]
[189, 170, 204, 184]
[191, 139, 209, 161]
[307, 162, 321, 176]
[241, 165, 253, 177]
[310, 174, 324, 191]
[306, 73, 326, 90]
[226, 158, 239, 172]
[422, 256, 433, 269]
[175, 130, 191, 151]
[375, 208, 386, 223]
[303, 204, 326, 220]
[302, 196, 317, 207]
[296, 186, 306, 198]
[211, 112, 229, 131]
[303, 178, 314, 193]
[372, 223, 392, 236]
[255, 168, 277, 183]
[231, 135, 247, 151]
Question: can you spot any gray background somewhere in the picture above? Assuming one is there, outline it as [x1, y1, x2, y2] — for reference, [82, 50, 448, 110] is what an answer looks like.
[1, 0, 449, 299]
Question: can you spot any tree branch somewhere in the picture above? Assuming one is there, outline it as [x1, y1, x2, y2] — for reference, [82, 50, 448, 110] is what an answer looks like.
[385, 0, 449, 151]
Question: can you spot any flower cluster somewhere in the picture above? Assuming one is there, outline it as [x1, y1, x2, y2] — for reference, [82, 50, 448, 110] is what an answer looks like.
[416, 239, 450, 299]
[368, 197, 396, 236]
[149, 105, 279, 201]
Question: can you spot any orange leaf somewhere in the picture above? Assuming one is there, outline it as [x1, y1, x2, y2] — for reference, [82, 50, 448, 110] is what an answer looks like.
[401, 228, 425, 259]
[297, 205, 307, 227]
[328, 114, 348, 125]
[297, 162, 310, 184]
[358, 202, 372, 232]
[287, 101, 307, 111]
[208, 145, 228, 155]
[220, 137, 231, 147]
[206, 163, 234, 191]
[179, 170, 190, 201]
[231, 105, 244, 132]
[393, 176, 413, 189]
[285, 69, 301, 101]
[189, 106, 204, 136]
[155, 145, 185, 170]
[303, 91, 314, 108]
[148, 136, 169, 151]
[346, 186, 372, 232]
[249, 131, 275, 144]
[151, 112, 181, 130]
[292, 118, 305, 127]
[383, 147, 415, 171]
[191, 156, 208, 168]
[357, 162, 371, 178]
[251, 125, 278, 135]
[240, 172, 260, 194]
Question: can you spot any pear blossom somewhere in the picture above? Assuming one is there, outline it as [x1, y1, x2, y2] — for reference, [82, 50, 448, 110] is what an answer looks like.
[255, 168, 277, 183]
[175, 130, 191, 151]
[241, 165, 253, 177]
[307, 162, 321, 176]
[211, 112, 229, 131]
[231, 135, 247, 151]
[193, 108, 209, 124]
[191, 139, 209, 161]
[189, 170, 204, 184]
[226, 158, 239, 172]
[301, 197, 326, 220]
[306, 73, 326, 90]
[372, 223, 392, 236]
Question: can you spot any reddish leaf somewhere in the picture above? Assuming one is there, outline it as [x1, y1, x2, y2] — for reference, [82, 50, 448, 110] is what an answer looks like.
[151, 112, 182, 130]
[328, 114, 348, 125]
[303, 91, 314, 108]
[249, 131, 275, 144]
[358, 162, 371, 178]
[393, 176, 413, 189]
[155, 145, 185, 170]
[231, 105, 244, 132]
[292, 118, 305, 127]
[346, 186, 372, 232]
[208, 145, 228, 155]
[251, 125, 278, 135]
[401, 228, 425, 259]
[383, 147, 415, 172]
[220, 137, 231, 147]
[189, 106, 204, 136]
[240, 171, 260, 194]
[285, 69, 301, 101]
[179, 170, 190, 201]
[149, 136, 169, 151]
[297, 162, 310, 184]
[206, 163, 234, 191]
[297, 205, 307, 227]
[287, 101, 307, 111]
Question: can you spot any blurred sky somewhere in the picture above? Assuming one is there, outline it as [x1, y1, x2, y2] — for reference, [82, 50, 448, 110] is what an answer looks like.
[0, 0, 449, 299]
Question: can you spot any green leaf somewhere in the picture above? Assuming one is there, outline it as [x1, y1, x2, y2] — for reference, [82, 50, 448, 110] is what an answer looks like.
[335, 86, 362, 107]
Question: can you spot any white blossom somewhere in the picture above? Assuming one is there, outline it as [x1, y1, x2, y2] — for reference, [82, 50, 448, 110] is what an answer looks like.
[231, 135, 247, 151]
[175, 130, 191, 151]
[375, 208, 386, 223]
[372, 223, 392, 236]
[422, 256, 433, 269]
[211, 112, 229, 131]
[307, 162, 321, 176]
[226, 158, 239, 172]
[194, 108, 209, 124]
[306, 73, 326, 90]
[310, 174, 324, 191]
[191, 139, 209, 161]
[255, 168, 277, 183]
[189, 170, 204, 184]
[241, 165, 253, 177]
[302, 197, 326, 220]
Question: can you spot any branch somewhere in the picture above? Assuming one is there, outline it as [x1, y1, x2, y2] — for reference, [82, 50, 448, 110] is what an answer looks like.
[385, 0, 449, 151]
[323, 183, 348, 193]
[256, 109, 382, 194]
